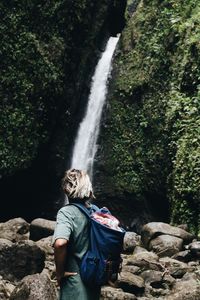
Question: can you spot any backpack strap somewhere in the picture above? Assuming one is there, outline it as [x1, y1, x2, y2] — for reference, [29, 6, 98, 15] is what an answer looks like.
[70, 203, 99, 218]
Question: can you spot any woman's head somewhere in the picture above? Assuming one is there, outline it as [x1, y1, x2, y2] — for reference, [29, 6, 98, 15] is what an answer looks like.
[62, 169, 95, 200]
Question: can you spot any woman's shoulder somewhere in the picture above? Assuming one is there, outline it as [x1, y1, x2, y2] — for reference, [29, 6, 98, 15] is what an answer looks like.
[58, 204, 85, 218]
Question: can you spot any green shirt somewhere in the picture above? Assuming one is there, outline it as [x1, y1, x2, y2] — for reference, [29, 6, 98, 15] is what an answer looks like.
[53, 205, 100, 300]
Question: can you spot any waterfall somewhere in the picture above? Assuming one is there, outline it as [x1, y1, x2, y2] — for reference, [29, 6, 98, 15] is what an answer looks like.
[70, 36, 119, 176]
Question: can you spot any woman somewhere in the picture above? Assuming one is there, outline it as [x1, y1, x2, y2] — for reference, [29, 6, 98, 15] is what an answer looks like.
[53, 169, 100, 300]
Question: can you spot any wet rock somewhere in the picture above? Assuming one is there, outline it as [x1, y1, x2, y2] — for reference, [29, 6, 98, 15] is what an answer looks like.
[141, 222, 193, 248]
[10, 271, 57, 300]
[0, 239, 45, 281]
[0, 218, 30, 242]
[101, 286, 137, 299]
[30, 218, 56, 241]
[117, 271, 145, 295]
[123, 232, 141, 253]
[159, 257, 194, 278]
[149, 235, 183, 257]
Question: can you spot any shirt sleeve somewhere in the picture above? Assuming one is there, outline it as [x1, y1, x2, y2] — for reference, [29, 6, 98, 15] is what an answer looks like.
[52, 206, 74, 246]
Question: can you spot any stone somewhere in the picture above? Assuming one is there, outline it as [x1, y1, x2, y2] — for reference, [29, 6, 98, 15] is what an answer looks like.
[0, 277, 15, 300]
[30, 218, 56, 241]
[172, 250, 192, 262]
[0, 218, 30, 242]
[117, 271, 145, 295]
[10, 271, 57, 300]
[141, 222, 193, 248]
[188, 241, 200, 258]
[123, 232, 141, 253]
[0, 239, 45, 281]
[127, 251, 163, 272]
[177, 224, 189, 231]
[101, 286, 137, 299]
[36, 236, 54, 261]
[140, 270, 175, 289]
[122, 265, 140, 275]
[133, 246, 148, 255]
[149, 235, 183, 257]
[163, 278, 200, 300]
[159, 257, 194, 279]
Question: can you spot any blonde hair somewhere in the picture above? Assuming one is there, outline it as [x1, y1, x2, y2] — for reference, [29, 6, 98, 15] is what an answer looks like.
[62, 169, 95, 199]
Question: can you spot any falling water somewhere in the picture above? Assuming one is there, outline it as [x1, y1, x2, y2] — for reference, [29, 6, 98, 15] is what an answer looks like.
[70, 36, 119, 177]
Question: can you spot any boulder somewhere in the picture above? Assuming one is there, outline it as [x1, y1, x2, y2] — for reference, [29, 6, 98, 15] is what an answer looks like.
[140, 270, 175, 289]
[187, 241, 200, 259]
[172, 250, 192, 262]
[30, 218, 56, 241]
[36, 236, 54, 261]
[0, 218, 30, 242]
[141, 222, 193, 248]
[0, 275, 15, 300]
[117, 271, 145, 295]
[123, 232, 141, 253]
[101, 286, 137, 299]
[0, 239, 45, 281]
[149, 235, 183, 257]
[127, 251, 163, 272]
[133, 246, 148, 255]
[159, 257, 194, 278]
[122, 265, 140, 275]
[10, 271, 57, 300]
[163, 278, 200, 300]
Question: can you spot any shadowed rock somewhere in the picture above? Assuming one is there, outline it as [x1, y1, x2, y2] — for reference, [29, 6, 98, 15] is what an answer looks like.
[0, 239, 45, 281]
[117, 271, 145, 295]
[30, 219, 56, 241]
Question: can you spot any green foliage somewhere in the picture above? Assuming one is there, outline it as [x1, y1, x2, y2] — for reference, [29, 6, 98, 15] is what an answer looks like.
[101, 0, 200, 232]
[166, 90, 200, 233]
[0, 0, 110, 175]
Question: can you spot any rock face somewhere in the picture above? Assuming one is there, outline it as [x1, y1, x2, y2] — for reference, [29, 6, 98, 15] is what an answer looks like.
[95, 0, 200, 234]
[0, 219, 199, 300]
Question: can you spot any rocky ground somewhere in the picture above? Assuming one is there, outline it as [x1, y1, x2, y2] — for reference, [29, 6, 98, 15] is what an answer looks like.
[0, 218, 199, 299]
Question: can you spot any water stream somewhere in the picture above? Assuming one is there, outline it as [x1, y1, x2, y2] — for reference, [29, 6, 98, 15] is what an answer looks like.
[70, 36, 119, 177]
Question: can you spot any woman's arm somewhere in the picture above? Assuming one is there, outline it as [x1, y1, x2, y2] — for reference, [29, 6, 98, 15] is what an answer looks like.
[54, 238, 77, 286]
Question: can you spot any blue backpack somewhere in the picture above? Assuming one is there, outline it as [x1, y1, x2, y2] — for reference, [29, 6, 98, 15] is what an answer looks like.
[71, 203, 126, 287]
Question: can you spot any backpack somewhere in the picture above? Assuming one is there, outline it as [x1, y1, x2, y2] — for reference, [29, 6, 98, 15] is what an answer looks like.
[71, 203, 126, 287]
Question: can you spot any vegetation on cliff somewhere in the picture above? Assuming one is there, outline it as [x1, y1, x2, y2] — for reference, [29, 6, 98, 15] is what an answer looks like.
[99, 0, 200, 233]
[0, 0, 113, 177]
